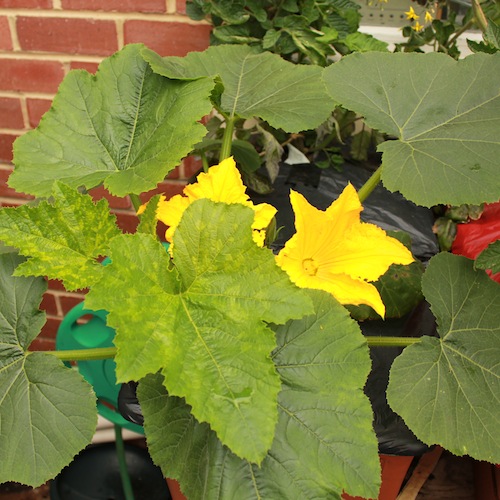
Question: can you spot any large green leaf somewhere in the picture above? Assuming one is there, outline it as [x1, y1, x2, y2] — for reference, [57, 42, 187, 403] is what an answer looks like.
[143, 45, 334, 132]
[85, 200, 313, 464]
[324, 52, 500, 207]
[138, 290, 380, 500]
[0, 253, 97, 487]
[0, 183, 121, 291]
[387, 252, 500, 463]
[10, 44, 214, 198]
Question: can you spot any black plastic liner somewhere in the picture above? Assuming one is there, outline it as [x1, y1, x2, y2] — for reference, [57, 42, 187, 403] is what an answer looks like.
[50, 442, 170, 500]
[362, 301, 437, 456]
[250, 162, 439, 261]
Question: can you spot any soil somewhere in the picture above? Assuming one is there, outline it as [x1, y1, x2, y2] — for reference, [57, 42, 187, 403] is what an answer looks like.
[0, 483, 49, 500]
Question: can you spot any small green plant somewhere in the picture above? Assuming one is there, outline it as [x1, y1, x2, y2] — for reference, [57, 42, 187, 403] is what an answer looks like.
[396, 0, 500, 58]
[186, 0, 388, 65]
[0, 44, 499, 499]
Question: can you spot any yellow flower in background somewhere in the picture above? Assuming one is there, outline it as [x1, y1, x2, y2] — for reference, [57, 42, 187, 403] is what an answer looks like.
[405, 6, 419, 20]
[412, 20, 424, 31]
[156, 157, 277, 247]
[275, 184, 415, 317]
[424, 10, 433, 22]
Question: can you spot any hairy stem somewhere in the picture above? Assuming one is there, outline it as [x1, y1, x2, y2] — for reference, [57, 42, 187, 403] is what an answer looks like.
[220, 116, 236, 162]
[357, 165, 382, 203]
[447, 19, 475, 46]
[201, 151, 210, 172]
[115, 425, 135, 500]
[365, 336, 422, 347]
[30, 347, 117, 362]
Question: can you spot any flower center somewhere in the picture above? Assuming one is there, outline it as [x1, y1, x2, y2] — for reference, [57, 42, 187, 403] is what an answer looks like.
[302, 258, 318, 276]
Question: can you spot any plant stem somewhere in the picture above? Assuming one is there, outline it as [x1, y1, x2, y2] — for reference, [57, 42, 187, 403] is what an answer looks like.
[357, 165, 382, 203]
[129, 193, 143, 214]
[30, 347, 117, 362]
[220, 116, 235, 162]
[447, 19, 475, 47]
[365, 336, 422, 347]
[201, 151, 210, 172]
[115, 424, 135, 500]
[471, 0, 488, 33]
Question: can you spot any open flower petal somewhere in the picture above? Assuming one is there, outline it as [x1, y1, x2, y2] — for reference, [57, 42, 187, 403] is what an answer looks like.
[155, 157, 276, 246]
[313, 269, 386, 317]
[156, 194, 191, 242]
[327, 220, 415, 281]
[276, 184, 415, 317]
[183, 157, 248, 203]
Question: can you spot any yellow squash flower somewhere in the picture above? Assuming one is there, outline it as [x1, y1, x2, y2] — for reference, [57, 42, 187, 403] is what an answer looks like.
[275, 184, 415, 317]
[424, 10, 433, 22]
[156, 157, 277, 247]
[405, 6, 419, 20]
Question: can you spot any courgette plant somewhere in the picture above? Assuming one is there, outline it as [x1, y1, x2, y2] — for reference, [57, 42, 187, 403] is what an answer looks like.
[0, 43, 499, 499]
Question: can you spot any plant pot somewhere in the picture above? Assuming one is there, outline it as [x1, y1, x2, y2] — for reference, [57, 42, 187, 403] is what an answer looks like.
[166, 478, 188, 500]
[342, 454, 414, 500]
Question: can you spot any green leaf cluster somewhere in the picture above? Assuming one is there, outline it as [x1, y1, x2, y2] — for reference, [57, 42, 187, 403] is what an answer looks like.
[186, 0, 381, 66]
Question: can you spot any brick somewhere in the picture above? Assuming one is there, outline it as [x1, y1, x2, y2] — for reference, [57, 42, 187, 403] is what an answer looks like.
[0, 0, 51, 7]
[139, 180, 186, 204]
[17, 17, 118, 57]
[59, 294, 86, 315]
[26, 98, 52, 128]
[166, 165, 180, 180]
[41, 292, 59, 316]
[0, 134, 17, 162]
[0, 16, 12, 50]
[156, 220, 167, 242]
[0, 59, 64, 93]
[69, 60, 100, 73]
[176, 0, 187, 14]
[28, 336, 56, 352]
[62, 0, 167, 13]
[0, 97, 24, 129]
[124, 20, 211, 56]
[47, 278, 67, 292]
[114, 211, 139, 233]
[38, 317, 62, 340]
[47, 278, 89, 295]
[0, 166, 35, 199]
[89, 185, 131, 210]
[182, 156, 202, 179]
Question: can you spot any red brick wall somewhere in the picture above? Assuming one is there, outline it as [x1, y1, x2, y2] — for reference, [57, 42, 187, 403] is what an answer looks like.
[0, 0, 210, 349]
